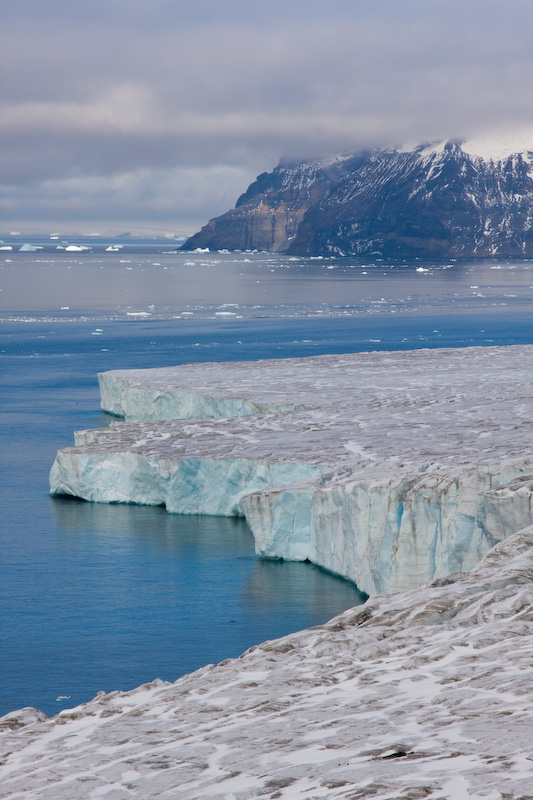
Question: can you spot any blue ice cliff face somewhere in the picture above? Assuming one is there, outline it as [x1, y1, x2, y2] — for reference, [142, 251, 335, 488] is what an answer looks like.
[50, 348, 533, 595]
[242, 462, 531, 594]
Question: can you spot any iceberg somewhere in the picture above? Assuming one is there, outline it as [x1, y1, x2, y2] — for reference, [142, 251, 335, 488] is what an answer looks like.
[2, 527, 533, 798]
[50, 345, 533, 595]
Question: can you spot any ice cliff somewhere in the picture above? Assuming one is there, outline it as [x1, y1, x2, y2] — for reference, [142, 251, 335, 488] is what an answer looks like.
[50, 345, 533, 596]
[2, 527, 533, 798]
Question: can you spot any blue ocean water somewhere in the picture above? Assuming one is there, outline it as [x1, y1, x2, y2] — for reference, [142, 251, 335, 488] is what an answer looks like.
[2, 248, 533, 717]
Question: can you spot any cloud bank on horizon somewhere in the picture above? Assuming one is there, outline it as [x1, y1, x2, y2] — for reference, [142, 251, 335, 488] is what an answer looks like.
[1, 0, 533, 234]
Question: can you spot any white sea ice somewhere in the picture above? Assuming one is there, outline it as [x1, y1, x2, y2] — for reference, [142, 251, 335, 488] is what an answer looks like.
[50, 345, 533, 595]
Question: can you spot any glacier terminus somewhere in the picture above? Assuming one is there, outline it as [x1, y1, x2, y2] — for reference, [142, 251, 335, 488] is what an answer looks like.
[50, 345, 533, 596]
[3, 344, 533, 799]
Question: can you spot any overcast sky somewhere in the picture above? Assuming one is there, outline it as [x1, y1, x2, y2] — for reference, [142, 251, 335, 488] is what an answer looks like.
[1, 0, 533, 235]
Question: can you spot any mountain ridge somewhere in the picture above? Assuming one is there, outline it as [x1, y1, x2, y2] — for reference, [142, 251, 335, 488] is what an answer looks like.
[182, 137, 533, 258]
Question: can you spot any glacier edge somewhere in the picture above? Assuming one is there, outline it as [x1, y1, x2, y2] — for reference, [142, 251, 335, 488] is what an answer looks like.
[50, 346, 533, 595]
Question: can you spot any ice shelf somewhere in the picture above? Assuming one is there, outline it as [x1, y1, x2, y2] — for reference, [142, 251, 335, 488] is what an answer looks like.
[50, 345, 533, 595]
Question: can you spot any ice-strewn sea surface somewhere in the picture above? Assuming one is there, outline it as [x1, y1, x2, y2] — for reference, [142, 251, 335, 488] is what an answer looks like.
[2, 247, 533, 724]
[4, 248, 533, 326]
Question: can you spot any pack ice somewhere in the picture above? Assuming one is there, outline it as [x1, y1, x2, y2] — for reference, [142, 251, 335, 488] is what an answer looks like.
[50, 345, 533, 595]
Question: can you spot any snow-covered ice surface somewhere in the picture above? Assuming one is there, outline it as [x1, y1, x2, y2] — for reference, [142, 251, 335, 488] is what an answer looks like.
[2, 527, 533, 799]
[51, 345, 533, 595]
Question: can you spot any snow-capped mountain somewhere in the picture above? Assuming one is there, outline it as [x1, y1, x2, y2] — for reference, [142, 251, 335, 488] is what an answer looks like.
[183, 136, 533, 258]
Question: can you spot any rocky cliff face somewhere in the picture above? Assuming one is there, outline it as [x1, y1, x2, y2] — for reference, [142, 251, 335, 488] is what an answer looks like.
[183, 154, 363, 252]
[182, 139, 533, 258]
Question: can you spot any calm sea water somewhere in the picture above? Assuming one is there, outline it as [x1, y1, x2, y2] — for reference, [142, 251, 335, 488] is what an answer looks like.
[2, 245, 533, 717]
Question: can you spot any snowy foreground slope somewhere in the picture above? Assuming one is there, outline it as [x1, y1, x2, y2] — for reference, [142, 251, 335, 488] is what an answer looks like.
[51, 345, 533, 595]
[2, 529, 533, 799]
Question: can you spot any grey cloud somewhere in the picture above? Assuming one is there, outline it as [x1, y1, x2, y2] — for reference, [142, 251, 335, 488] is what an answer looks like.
[0, 165, 257, 235]
[2, 0, 533, 231]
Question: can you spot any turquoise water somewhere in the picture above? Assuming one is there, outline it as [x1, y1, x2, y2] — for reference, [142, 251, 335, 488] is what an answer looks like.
[2, 250, 533, 716]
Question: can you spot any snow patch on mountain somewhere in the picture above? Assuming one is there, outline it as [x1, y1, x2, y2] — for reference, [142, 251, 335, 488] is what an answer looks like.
[462, 128, 533, 161]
